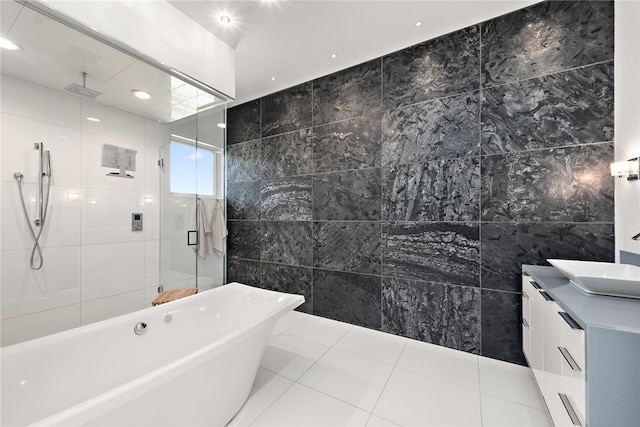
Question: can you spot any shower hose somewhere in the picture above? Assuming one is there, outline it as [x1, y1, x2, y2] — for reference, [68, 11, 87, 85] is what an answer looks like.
[14, 172, 51, 270]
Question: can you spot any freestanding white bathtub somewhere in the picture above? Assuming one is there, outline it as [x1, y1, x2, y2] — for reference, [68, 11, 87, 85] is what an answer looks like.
[1, 282, 304, 426]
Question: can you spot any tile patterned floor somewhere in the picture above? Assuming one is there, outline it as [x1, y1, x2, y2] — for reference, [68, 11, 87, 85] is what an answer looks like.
[227, 312, 552, 427]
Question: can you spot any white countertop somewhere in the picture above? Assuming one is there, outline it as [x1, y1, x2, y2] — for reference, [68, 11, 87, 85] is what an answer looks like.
[523, 265, 640, 334]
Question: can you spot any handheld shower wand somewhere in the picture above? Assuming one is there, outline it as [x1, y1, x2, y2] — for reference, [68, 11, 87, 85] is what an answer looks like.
[14, 142, 52, 270]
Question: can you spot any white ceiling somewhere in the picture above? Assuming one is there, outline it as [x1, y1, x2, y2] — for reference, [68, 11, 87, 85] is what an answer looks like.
[168, 0, 540, 106]
[1, 0, 224, 124]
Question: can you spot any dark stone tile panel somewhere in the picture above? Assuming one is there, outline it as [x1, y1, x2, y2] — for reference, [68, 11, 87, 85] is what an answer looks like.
[482, 0, 614, 86]
[383, 26, 480, 108]
[262, 129, 313, 179]
[481, 223, 615, 293]
[313, 116, 381, 174]
[261, 176, 312, 221]
[313, 270, 381, 329]
[313, 221, 381, 275]
[481, 142, 614, 223]
[481, 289, 525, 365]
[262, 83, 312, 137]
[382, 277, 480, 354]
[227, 181, 261, 220]
[383, 91, 480, 166]
[227, 140, 261, 183]
[261, 221, 312, 267]
[313, 168, 381, 220]
[313, 59, 382, 126]
[227, 99, 260, 145]
[227, 258, 260, 287]
[260, 263, 313, 313]
[382, 157, 480, 222]
[227, 221, 260, 260]
[482, 62, 614, 154]
[382, 222, 480, 288]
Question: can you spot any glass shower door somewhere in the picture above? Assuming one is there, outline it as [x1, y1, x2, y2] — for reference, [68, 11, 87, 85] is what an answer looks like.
[158, 104, 226, 293]
[158, 142, 199, 292]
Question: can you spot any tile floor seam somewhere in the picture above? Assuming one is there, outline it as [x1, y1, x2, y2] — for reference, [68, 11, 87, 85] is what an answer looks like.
[268, 314, 308, 340]
[295, 346, 397, 414]
[395, 364, 482, 394]
[364, 412, 400, 427]
[288, 335, 336, 381]
[246, 379, 297, 427]
[369, 338, 409, 418]
[478, 351, 485, 426]
[332, 341, 406, 368]
[284, 316, 354, 347]
[290, 382, 374, 419]
[480, 391, 548, 411]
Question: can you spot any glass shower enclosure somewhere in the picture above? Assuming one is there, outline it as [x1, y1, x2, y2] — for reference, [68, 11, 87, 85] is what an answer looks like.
[0, 0, 229, 346]
[159, 107, 227, 293]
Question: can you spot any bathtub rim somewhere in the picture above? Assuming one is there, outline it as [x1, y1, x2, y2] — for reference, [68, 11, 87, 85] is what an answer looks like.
[1, 282, 301, 355]
[2, 283, 304, 427]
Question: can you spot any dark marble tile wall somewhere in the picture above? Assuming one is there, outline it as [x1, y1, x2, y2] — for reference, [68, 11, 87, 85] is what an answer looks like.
[226, 0, 615, 365]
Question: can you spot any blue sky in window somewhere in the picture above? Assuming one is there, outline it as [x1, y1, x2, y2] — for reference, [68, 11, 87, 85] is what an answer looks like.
[170, 141, 214, 195]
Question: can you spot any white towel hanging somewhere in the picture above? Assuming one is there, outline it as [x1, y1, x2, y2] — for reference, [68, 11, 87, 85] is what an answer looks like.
[211, 199, 227, 256]
[197, 199, 213, 259]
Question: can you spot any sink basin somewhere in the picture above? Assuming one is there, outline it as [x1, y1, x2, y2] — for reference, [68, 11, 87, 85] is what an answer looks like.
[547, 259, 640, 299]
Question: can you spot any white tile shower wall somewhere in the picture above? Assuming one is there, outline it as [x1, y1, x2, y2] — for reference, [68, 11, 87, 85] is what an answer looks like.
[0, 75, 169, 347]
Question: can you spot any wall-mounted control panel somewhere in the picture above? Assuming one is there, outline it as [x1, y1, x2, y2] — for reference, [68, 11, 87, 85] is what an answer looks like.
[132, 213, 143, 231]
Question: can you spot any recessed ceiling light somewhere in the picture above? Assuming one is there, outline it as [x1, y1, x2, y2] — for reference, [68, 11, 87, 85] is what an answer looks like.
[217, 123, 226, 129]
[132, 90, 152, 100]
[0, 36, 22, 50]
[86, 117, 101, 122]
[331, 53, 337, 59]
[220, 15, 231, 24]
[271, 77, 276, 81]
[415, 21, 423, 27]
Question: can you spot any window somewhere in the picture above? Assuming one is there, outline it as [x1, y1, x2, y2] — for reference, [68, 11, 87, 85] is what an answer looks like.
[169, 137, 220, 196]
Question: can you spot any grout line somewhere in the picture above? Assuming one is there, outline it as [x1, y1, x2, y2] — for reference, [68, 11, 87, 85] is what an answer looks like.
[478, 20, 484, 363]
[389, 87, 482, 115]
[310, 79, 316, 316]
[227, 218, 616, 225]
[481, 59, 614, 92]
[378, 57, 385, 334]
[230, 256, 535, 295]
[244, 372, 297, 427]
[480, 139, 615, 159]
[369, 337, 408, 417]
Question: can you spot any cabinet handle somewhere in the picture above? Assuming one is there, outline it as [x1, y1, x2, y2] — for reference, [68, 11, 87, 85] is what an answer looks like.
[522, 272, 530, 277]
[522, 318, 529, 328]
[558, 346, 582, 372]
[530, 281, 542, 290]
[559, 393, 583, 426]
[541, 291, 554, 301]
[559, 312, 582, 330]
[522, 291, 530, 299]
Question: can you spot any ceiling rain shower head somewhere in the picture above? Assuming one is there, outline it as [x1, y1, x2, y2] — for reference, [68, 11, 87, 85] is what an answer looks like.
[64, 72, 102, 99]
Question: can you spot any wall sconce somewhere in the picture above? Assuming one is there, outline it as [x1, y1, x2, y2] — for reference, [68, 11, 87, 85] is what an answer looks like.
[610, 157, 639, 181]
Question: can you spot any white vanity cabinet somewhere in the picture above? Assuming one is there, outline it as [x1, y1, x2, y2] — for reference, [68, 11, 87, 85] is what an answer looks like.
[522, 274, 585, 426]
[522, 266, 640, 427]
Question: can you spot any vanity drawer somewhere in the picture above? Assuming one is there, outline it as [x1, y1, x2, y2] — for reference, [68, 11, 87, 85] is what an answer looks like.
[562, 364, 586, 423]
[559, 311, 585, 371]
[522, 276, 544, 375]
[556, 391, 586, 427]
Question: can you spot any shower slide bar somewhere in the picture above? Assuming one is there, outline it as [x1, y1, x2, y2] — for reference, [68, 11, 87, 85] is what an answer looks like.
[14, 142, 52, 270]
